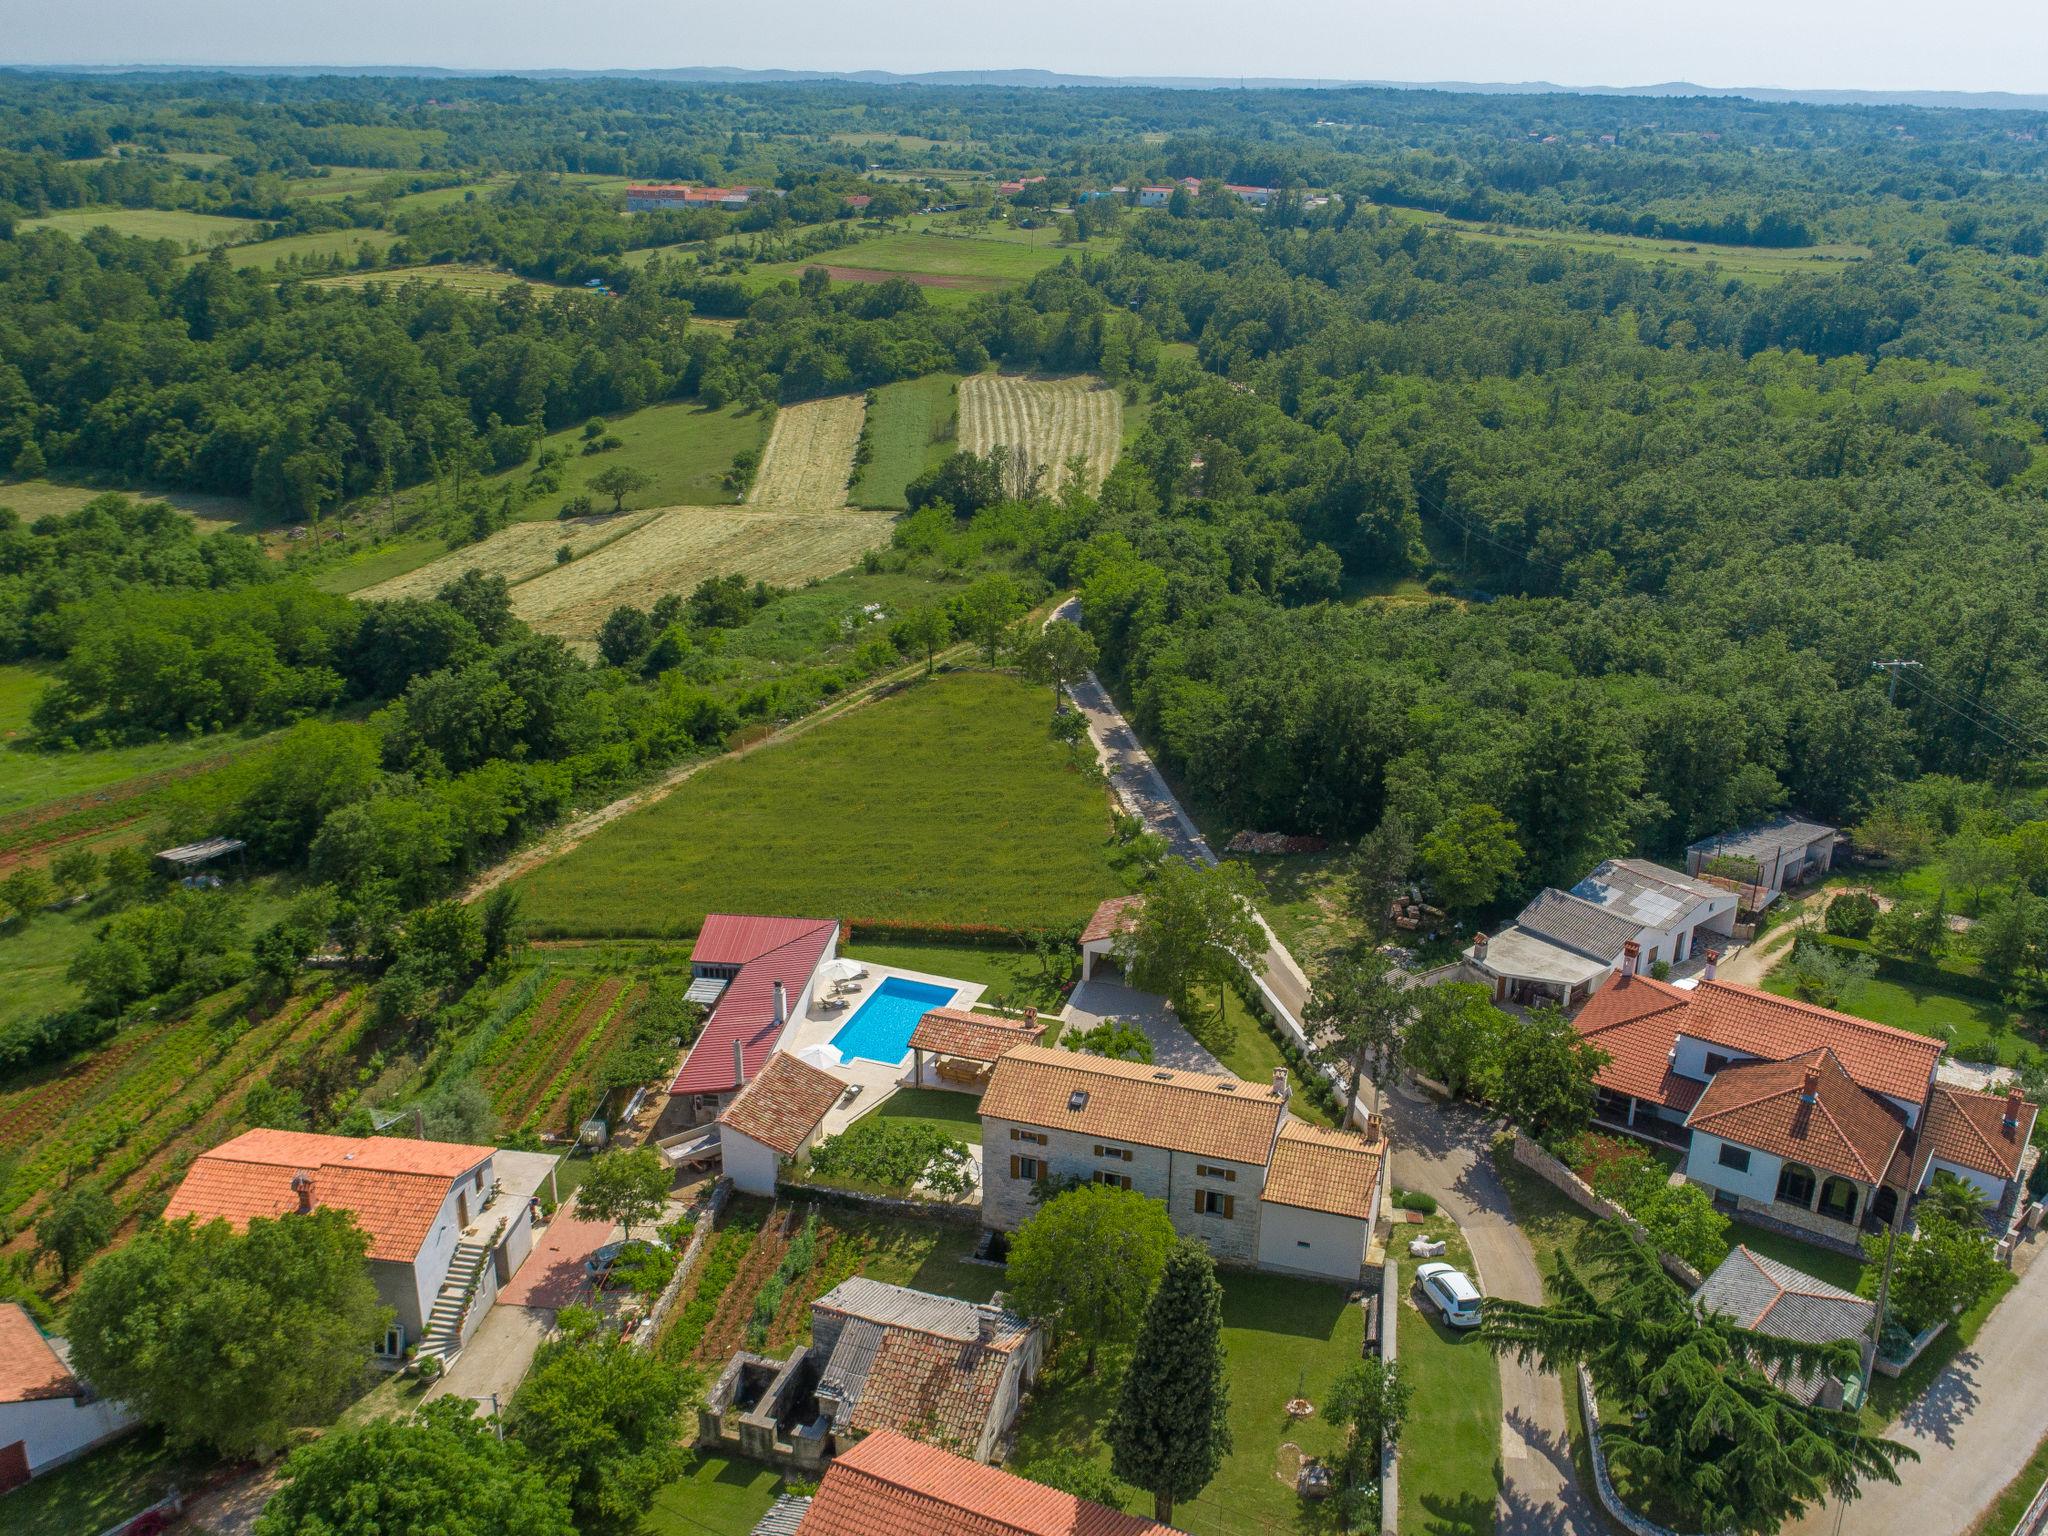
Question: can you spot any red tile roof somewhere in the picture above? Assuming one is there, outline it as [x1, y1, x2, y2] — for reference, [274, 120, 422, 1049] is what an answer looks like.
[161, 1129, 493, 1262]
[799, 1429, 1176, 1536]
[1916, 1085, 2038, 1184]
[1574, 974, 1942, 1109]
[0, 1304, 79, 1405]
[981, 1045, 1286, 1165]
[671, 915, 840, 1097]
[1685, 1049, 1907, 1185]
[719, 1052, 846, 1157]
[843, 1328, 1013, 1450]
[1263, 1119, 1387, 1222]
[1080, 896, 1142, 946]
[908, 1007, 1043, 1063]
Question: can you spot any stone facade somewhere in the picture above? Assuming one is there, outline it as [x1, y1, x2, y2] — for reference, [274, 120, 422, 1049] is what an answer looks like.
[1731, 1193, 1866, 1254]
[983, 1115, 1265, 1267]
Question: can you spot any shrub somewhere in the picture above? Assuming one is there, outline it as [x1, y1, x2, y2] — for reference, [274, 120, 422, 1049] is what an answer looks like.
[1393, 1189, 1437, 1216]
[805, 1120, 974, 1196]
[1824, 892, 1880, 939]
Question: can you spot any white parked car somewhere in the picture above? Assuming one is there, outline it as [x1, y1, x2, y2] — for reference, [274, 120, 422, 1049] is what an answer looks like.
[1416, 1262, 1483, 1329]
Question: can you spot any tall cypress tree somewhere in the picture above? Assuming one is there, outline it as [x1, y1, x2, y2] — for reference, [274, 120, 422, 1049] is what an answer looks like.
[1106, 1241, 1232, 1525]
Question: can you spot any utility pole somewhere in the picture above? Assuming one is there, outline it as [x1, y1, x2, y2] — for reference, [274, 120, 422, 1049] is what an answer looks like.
[1859, 1193, 1907, 1399]
[1871, 658, 1922, 703]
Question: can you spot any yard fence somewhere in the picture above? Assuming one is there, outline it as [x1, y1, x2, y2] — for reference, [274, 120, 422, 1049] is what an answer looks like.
[634, 1177, 732, 1351]
[1578, 1366, 1728, 1536]
[771, 1174, 983, 1226]
[1511, 1134, 1706, 1291]
[95, 1490, 183, 1536]
[1378, 1257, 1399, 1536]
[2014, 1468, 2048, 1536]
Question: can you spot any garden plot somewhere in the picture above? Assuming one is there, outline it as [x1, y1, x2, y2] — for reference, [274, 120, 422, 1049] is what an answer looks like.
[957, 375, 1121, 494]
[506, 506, 895, 640]
[358, 512, 657, 602]
[748, 395, 867, 509]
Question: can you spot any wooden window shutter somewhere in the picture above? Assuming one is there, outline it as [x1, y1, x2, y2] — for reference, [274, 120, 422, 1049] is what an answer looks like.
[1193, 1190, 1203, 1214]
[1010, 1155, 1021, 1179]
[1223, 1194, 1235, 1219]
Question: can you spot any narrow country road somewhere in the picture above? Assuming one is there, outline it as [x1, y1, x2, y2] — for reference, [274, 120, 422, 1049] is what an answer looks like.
[1787, 1237, 2048, 1536]
[1054, 598, 1598, 1534]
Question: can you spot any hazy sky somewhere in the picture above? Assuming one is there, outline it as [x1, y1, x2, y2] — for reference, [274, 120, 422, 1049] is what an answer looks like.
[4, 0, 2046, 94]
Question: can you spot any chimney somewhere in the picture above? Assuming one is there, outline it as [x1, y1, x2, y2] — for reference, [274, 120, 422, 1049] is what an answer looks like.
[1365, 1113, 1385, 1144]
[1023, 1005, 1038, 1031]
[732, 1036, 747, 1087]
[290, 1170, 315, 1215]
[1703, 949, 1720, 981]
[1473, 931, 1489, 961]
[976, 1305, 1002, 1345]
[1272, 1067, 1290, 1101]
[2007, 1089, 2024, 1132]
[1621, 941, 1640, 978]
[1800, 1064, 1821, 1104]
[773, 981, 788, 1027]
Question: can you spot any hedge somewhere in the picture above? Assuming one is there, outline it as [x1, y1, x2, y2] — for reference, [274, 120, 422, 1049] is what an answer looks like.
[1810, 934, 2011, 1003]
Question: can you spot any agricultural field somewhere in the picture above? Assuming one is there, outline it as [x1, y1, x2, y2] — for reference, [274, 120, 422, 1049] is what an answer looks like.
[211, 228, 399, 270]
[748, 395, 866, 509]
[0, 976, 368, 1259]
[513, 670, 1129, 937]
[958, 374, 1122, 493]
[850, 373, 960, 509]
[1388, 205, 1870, 282]
[0, 476, 258, 532]
[16, 207, 258, 248]
[742, 230, 1070, 301]
[310, 262, 556, 295]
[461, 967, 648, 1136]
[355, 510, 659, 603]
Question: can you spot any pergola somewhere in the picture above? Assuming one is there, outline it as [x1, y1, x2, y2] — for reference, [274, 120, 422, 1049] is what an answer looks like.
[906, 1007, 1045, 1090]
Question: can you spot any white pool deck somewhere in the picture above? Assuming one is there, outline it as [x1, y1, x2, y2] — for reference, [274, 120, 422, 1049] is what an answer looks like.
[777, 962, 988, 1135]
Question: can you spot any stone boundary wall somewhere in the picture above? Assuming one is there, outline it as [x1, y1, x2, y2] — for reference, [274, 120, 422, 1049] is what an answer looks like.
[634, 1177, 732, 1351]
[97, 1491, 184, 1536]
[1578, 1366, 1727, 1536]
[1512, 1134, 1706, 1291]
[1379, 1257, 1399, 1536]
[2015, 1465, 2048, 1536]
[772, 1177, 983, 1226]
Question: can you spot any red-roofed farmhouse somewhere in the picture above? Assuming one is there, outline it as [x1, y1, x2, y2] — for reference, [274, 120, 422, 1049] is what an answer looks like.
[670, 914, 841, 1105]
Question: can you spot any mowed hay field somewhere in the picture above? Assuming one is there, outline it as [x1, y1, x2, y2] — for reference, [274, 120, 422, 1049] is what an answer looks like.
[506, 506, 895, 640]
[745, 231, 1069, 303]
[958, 374, 1122, 493]
[357, 511, 659, 602]
[512, 671, 1128, 936]
[851, 374, 959, 509]
[311, 263, 553, 296]
[0, 477, 257, 532]
[18, 207, 259, 247]
[748, 395, 866, 508]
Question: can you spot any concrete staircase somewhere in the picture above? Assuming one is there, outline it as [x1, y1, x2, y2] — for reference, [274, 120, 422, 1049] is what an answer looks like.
[416, 1239, 491, 1365]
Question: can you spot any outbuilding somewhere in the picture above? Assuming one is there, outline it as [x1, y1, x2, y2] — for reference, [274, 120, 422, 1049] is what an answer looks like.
[0, 1304, 134, 1491]
[718, 1051, 847, 1197]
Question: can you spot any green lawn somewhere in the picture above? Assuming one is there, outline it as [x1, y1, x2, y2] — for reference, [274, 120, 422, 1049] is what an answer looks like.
[1244, 846, 1368, 975]
[515, 671, 1128, 937]
[743, 230, 1071, 300]
[1399, 1211, 1504, 1536]
[1185, 982, 1340, 1130]
[645, 1451, 786, 1536]
[1722, 1219, 1867, 1294]
[851, 373, 961, 509]
[511, 399, 769, 516]
[1969, 1428, 2048, 1535]
[212, 227, 398, 270]
[1008, 1270, 1364, 1536]
[0, 888, 134, 1029]
[840, 937, 1075, 1013]
[0, 476, 258, 531]
[18, 207, 258, 247]
[859, 1086, 987, 1145]
[1761, 961, 2043, 1069]
[0, 1428, 210, 1536]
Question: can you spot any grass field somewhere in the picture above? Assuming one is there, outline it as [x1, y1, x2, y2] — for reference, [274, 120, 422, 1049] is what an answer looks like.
[18, 206, 258, 247]
[958, 374, 1122, 494]
[212, 228, 398, 269]
[1388, 206, 1870, 282]
[851, 373, 961, 509]
[858, 1086, 987, 1145]
[527, 399, 770, 513]
[0, 476, 258, 532]
[743, 229, 1069, 301]
[505, 505, 896, 641]
[839, 937, 1075, 1013]
[748, 394, 866, 508]
[1761, 960, 2044, 1069]
[310, 262, 554, 295]
[1399, 1210, 1505, 1536]
[1007, 1270, 1364, 1536]
[355, 511, 659, 602]
[514, 671, 1128, 937]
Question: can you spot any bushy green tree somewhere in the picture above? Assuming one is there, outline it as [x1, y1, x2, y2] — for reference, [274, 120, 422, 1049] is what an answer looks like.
[1305, 949, 1412, 1120]
[574, 1147, 671, 1243]
[1115, 859, 1264, 1027]
[1419, 803, 1523, 912]
[1061, 1018, 1153, 1063]
[1864, 1208, 2002, 1335]
[1008, 1184, 1175, 1373]
[1823, 892, 1880, 940]
[1405, 981, 1510, 1100]
[1781, 937, 1878, 1011]
[1107, 1241, 1232, 1525]
[507, 1330, 689, 1535]
[1493, 1004, 1607, 1147]
[33, 1183, 116, 1283]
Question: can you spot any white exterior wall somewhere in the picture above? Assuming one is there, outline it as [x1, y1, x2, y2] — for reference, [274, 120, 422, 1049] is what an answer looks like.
[1632, 893, 1738, 969]
[1921, 1156, 2008, 1204]
[1080, 937, 1115, 980]
[1257, 1204, 1368, 1281]
[1685, 1131, 1783, 1205]
[402, 1162, 491, 1333]
[0, 1393, 135, 1477]
[723, 1128, 784, 1196]
[1670, 1034, 1759, 1084]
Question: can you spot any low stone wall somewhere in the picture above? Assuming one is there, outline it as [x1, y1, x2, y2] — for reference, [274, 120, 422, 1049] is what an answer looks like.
[773, 1177, 983, 1226]
[1729, 1196, 1865, 1257]
[1578, 1366, 1727, 1536]
[1873, 1319, 1948, 1379]
[1379, 1257, 1399, 1536]
[96, 1491, 184, 1536]
[634, 1177, 732, 1351]
[1511, 1135, 1705, 1290]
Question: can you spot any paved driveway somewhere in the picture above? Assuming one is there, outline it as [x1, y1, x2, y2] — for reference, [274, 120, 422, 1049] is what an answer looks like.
[427, 1304, 553, 1416]
[1063, 976, 1222, 1073]
[500, 1209, 618, 1310]
[1787, 1234, 2048, 1535]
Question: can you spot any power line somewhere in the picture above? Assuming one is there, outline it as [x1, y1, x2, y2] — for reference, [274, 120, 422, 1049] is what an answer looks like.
[1876, 659, 2048, 757]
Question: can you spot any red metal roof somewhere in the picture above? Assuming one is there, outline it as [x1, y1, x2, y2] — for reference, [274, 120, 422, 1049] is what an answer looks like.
[799, 1429, 1176, 1536]
[671, 915, 839, 1096]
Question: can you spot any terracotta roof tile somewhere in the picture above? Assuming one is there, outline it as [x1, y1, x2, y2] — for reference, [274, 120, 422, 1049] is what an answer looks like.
[0, 1304, 79, 1404]
[800, 1429, 1176, 1536]
[673, 915, 840, 1096]
[1916, 1085, 2037, 1183]
[843, 1328, 1012, 1452]
[980, 1045, 1285, 1166]
[718, 1052, 846, 1157]
[1263, 1119, 1387, 1221]
[908, 1008, 1043, 1063]
[1080, 896, 1143, 946]
[161, 1128, 492, 1261]
[1685, 1049, 1906, 1185]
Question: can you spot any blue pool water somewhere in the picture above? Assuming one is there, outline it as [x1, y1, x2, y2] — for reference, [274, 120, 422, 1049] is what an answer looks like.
[830, 976, 958, 1065]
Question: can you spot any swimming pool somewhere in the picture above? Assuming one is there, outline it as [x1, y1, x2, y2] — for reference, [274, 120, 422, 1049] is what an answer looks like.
[830, 976, 959, 1065]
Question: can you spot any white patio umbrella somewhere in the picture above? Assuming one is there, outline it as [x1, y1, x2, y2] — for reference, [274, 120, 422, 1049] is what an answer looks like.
[797, 1043, 844, 1071]
[819, 956, 865, 984]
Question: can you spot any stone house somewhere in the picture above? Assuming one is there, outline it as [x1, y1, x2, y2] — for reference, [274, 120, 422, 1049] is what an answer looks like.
[1694, 1245, 1873, 1410]
[978, 1045, 1387, 1282]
